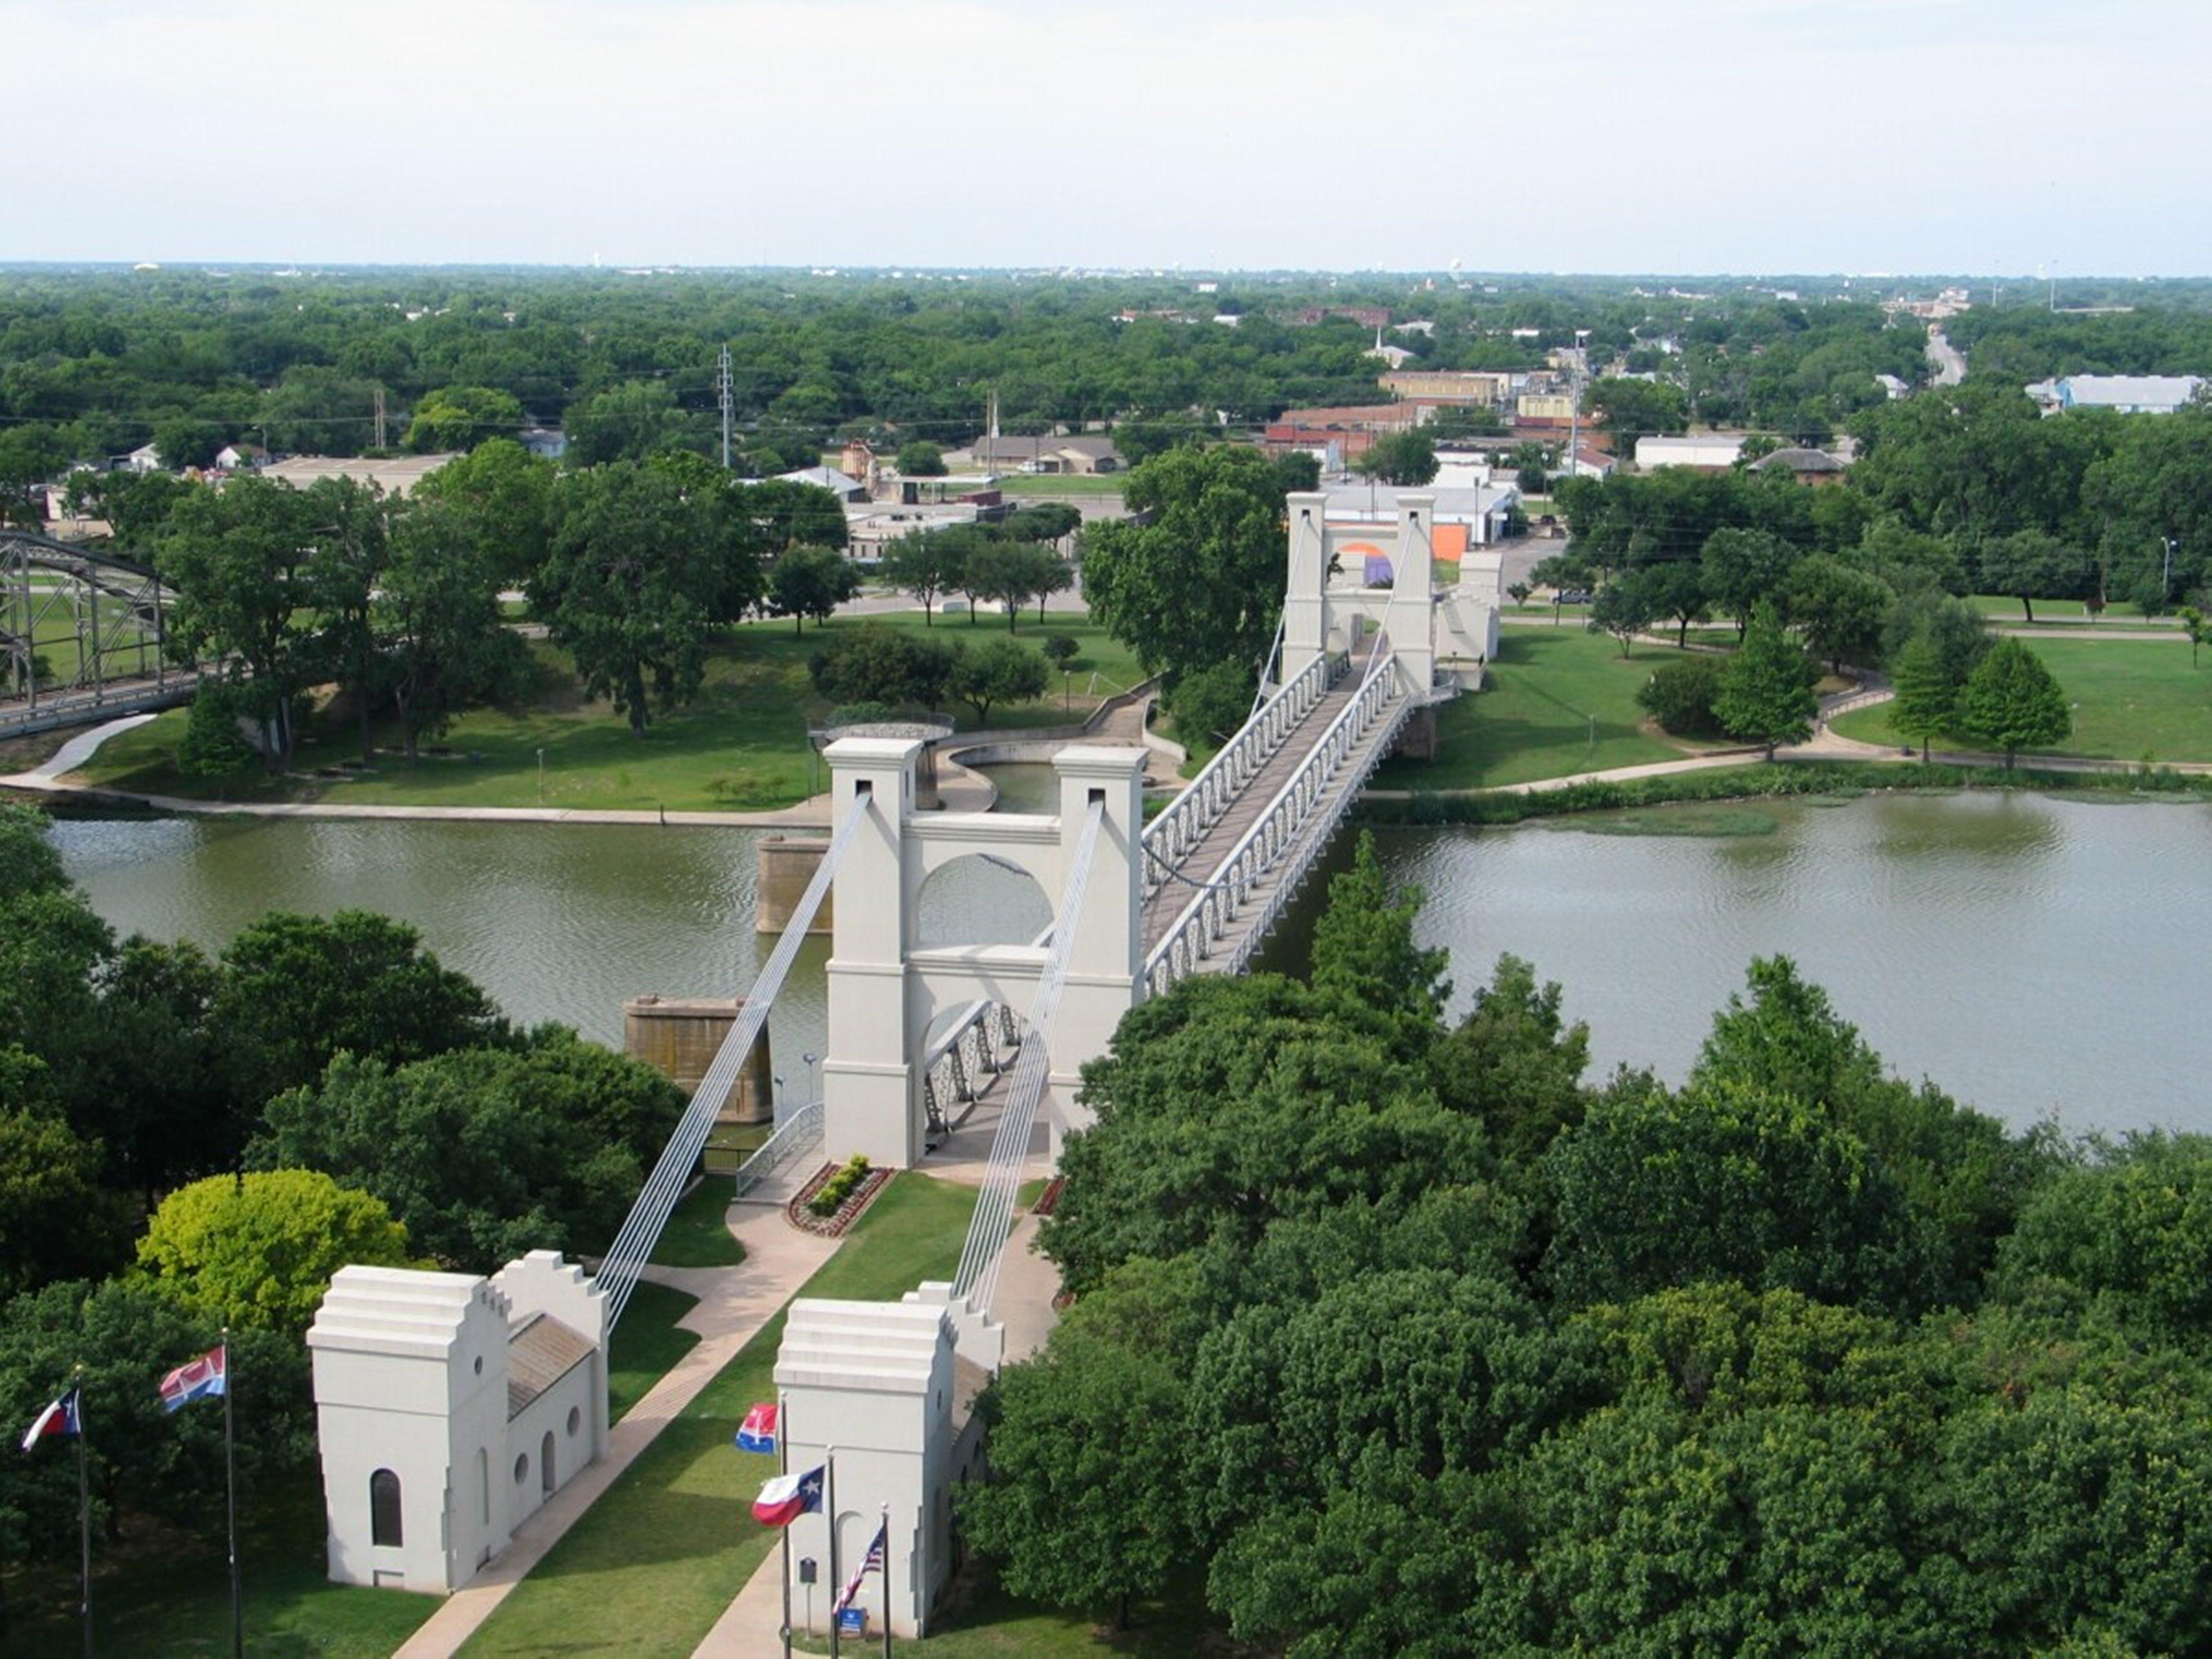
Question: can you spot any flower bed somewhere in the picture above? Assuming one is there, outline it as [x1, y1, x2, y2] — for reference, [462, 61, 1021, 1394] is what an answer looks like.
[788, 1158, 893, 1237]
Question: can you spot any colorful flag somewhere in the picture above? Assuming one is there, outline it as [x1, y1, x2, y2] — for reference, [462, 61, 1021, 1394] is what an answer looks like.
[734, 1401, 778, 1455]
[751, 1465, 824, 1527]
[159, 1346, 228, 1413]
[834, 1517, 888, 1614]
[20, 1385, 82, 1451]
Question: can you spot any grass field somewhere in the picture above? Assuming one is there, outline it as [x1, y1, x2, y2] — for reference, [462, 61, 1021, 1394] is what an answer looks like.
[650, 1181, 748, 1269]
[794, 1573, 1225, 1657]
[1373, 626, 1703, 791]
[1967, 593, 2180, 626]
[1833, 636, 2212, 762]
[461, 1173, 977, 1657]
[68, 611, 1143, 812]
[990, 474, 1125, 499]
[608, 1280, 705, 1421]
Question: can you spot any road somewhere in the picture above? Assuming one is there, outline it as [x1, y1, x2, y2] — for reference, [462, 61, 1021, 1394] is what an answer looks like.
[1927, 324, 1967, 387]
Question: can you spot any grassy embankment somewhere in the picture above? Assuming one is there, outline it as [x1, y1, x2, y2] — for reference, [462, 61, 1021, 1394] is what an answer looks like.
[6, 1279, 709, 1657]
[65, 611, 1142, 814]
[461, 1172, 975, 1656]
[988, 474, 1125, 499]
[1371, 625, 1715, 793]
[1832, 636, 2212, 764]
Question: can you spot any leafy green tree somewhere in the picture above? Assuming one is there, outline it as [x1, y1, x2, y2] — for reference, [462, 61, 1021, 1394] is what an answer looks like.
[1081, 445, 1289, 684]
[301, 475, 400, 763]
[808, 624, 961, 710]
[959, 540, 1061, 631]
[1636, 560, 1708, 648]
[158, 474, 322, 766]
[1309, 832, 1449, 1040]
[83, 937, 241, 1202]
[894, 439, 945, 476]
[1713, 602, 1815, 757]
[958, 1258, 1205, 1631]
[1430, 954, 1590, 1168]
[410, 436, 558, 589]
[1700, 526, 1798, 640]
[377, 494, 530, 763]
[766, 544, 861, 632]
[1786, 553, 1892, 673]
[1543, 1073, 1936, 1315]
[881, 528, 965, 624]
[1959, 635, 2070, 769]
[535, 460, 715, 732]
[1003, 502, 1082, 548]
[252, 1031, 684, 1271]
[213, 909, 508, 1106]
[152, 417, 226, 472]
[1636, 653, 1727, 737]
[0, 1099, 132, 1296]
[1976, 528, 2083, 625]
[563, 378, 688, 466]
[948, 636, 1048, 723]
[1997, 1133, 2212, 1342]
[1351, 428, 1438, 485]
[2181, 604, 2208, 666]
[138, 1170, 412, 1335]
[1588, 576, 1656, 656]
[1586, 376, 1687, 451]
[1164, 658, 1253, 746]
[402, 385, 524, 453]
[175, 681, 258, 777]
[1888, 623, 1958, 760]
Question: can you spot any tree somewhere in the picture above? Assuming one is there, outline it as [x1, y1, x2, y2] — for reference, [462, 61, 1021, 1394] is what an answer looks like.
[1887, 623, 1958, 761]
[1786, 553, 1892, 674]
[159, 474, 322, 766]
[1713, 602, 1815, 758]
[1700, 527, 1798, 641]
[957, 1258, 1204, 1630]
[563, 378, 689, 466]
[1639, 560, 1709, 648]
[137, 1170, 412, 1335]
[410, 437, 559, 590]
[1428, 953, 1590, 1169]
[1310, 831, 1449, 1038]
[252, 1031, 684, 1271]
[213, 909, 509, 1106]
[301, 475, 399, 764]
[1589, 577, 1657, 657]
[1351, 428, 1439, 486]
[1997, 1132, 2212, 1342]
[1081, 445, 1288, 685]
[948, 636, 1048, 723]
[1959, 636, 2070, 770]
[894, 439, 945, 476]
[1976, 529, 2083, 625]
[401, 385, 524, 453]
[1164, 658, 1253, 747]
[152, 417, 226, 472]
[377, 494, 530, 763]
[2182, 605, 2209, 667]
[961, 541, 1062, 631]
[1638, 654, 1727, 737]
[83, 937, 241, 1202]
[1586, 376, 1688, 451]
[175, 681, 257, 777]
[808, 625, 961, 711]
[0, 1102, 132, 1297]
[534, 461, 715, 733]
[881, 528, 965, 625]
[766, 544, 860, 632]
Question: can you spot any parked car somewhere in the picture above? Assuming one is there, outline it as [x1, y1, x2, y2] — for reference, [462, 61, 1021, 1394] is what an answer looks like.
[1555, 588, 1593, 605]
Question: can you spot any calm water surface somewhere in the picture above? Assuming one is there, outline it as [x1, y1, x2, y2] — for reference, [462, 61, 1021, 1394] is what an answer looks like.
[51, 790, 2211, 1137]
[1258, 792, 2212, 1136]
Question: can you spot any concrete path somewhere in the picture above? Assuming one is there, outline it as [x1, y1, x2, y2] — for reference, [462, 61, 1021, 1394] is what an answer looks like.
[393, 1200, 839, 1659]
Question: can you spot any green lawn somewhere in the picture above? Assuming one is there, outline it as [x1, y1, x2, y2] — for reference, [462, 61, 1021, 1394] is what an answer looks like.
[9, 1474, 437, 1658]
[608, 1280, 705, 1422]
[796, 1572, 1225, 1656]
[461, 1173, 977, 1657]
[1833, 636, 2212, 763]
[1374, 626, 1702, 790]
[990, 474, 1125, 498]
[68, 612, 1144, 813]
[1968, 593, 2179, 627]
[650, 1181, 748, 1269]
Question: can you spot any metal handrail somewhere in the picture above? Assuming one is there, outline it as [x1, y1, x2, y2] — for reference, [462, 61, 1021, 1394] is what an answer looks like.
[729, 1101, 824, 1200]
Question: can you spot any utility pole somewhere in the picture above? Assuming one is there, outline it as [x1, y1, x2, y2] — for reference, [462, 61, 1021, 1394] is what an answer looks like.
[372, 384, 387, 450]
[718, 344, 735, 470]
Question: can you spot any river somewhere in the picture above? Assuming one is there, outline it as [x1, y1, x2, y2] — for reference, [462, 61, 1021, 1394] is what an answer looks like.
[48, 786, 2212, 1138]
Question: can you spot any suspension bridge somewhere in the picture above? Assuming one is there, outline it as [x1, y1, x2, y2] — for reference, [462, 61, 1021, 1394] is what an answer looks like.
[0, 528, 196, 739]
[593, 491, 1500, 1636]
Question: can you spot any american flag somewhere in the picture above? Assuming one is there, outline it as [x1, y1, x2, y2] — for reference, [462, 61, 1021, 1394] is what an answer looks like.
[834, 1518, 888, 1614]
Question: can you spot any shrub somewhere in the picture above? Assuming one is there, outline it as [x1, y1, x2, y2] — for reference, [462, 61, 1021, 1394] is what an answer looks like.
[1043, 635, 1080, 669]
[1636, 655, 1727, 737]
[807, 1154, 873, 1217]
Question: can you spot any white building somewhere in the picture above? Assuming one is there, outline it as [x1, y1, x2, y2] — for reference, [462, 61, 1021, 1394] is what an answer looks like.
[2025, 374, 2205, 415]
[1634, 433, 1750, 470]
[307, 1251, 607, 1594]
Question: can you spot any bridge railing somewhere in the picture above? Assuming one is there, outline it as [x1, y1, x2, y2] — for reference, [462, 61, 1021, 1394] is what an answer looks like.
[1139, 648, 1339, 896]
[728, 1101, 825, 1201]
[920, 997, 1022, 1140]
[1145, 651, 1408, 994]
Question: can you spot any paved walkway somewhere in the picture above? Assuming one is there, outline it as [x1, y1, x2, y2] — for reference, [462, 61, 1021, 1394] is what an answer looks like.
[394, 1185, 839, 1659]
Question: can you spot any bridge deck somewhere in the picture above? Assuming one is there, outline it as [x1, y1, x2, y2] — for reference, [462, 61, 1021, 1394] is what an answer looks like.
[1139, 639, 1387, 959]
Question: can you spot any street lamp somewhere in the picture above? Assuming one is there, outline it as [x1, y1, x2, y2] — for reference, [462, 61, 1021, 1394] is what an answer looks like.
[802, 1052, 819, 1104]
[537, 747, 545, 801]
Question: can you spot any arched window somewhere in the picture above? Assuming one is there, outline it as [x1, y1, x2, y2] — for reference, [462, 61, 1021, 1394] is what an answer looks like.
[540, 1431, 556, 1494]
[370, 1469, 403, 1548]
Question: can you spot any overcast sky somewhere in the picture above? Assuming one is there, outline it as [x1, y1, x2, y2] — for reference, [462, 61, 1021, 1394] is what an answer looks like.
[7, 0, 2204, 276]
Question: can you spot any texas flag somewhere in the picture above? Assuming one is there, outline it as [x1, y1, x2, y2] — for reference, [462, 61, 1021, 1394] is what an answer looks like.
[159, 1347, 227, 1413]
[20, 1385, 82, 1451]
[734, 1402, 778, 1455]
[752, 1465, 825, 1527]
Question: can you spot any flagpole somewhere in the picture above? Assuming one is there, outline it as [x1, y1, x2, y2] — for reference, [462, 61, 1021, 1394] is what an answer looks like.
[879, 1502, 891, 1659]
[825, 1446, 840, 1659]
[222, 1333, 241, 1659]
[73, 1370, 90, 1659]
[777, 1392, 791, 1659]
